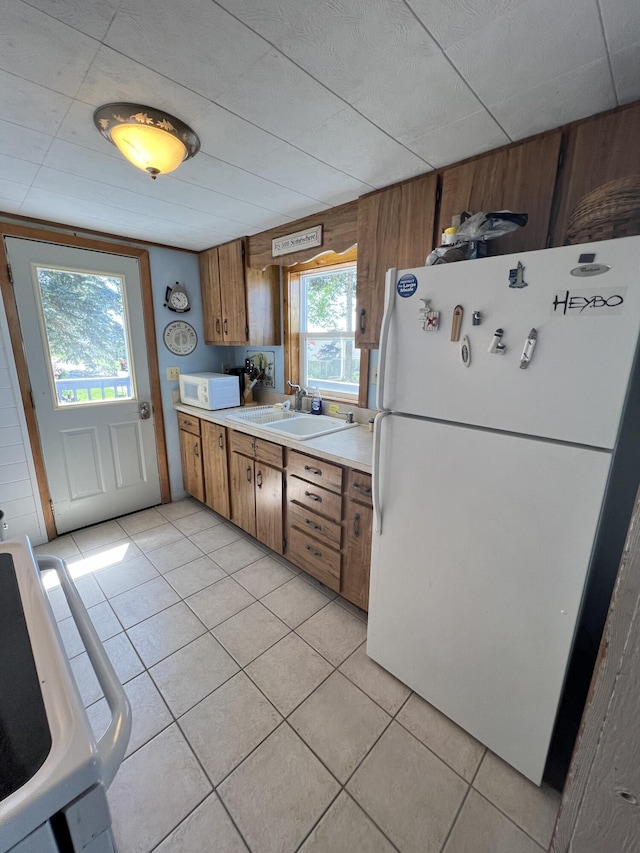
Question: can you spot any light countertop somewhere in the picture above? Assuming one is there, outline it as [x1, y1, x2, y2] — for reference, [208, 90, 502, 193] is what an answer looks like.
[175, 403, 374, 473]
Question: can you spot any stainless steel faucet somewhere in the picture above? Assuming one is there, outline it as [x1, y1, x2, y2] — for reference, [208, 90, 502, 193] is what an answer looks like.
[287, 381, 308, 412]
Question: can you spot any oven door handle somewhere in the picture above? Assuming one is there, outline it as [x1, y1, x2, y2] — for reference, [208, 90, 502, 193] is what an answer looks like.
[37, 554, 132, 789]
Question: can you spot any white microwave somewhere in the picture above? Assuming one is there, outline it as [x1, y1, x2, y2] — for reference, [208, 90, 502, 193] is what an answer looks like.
[179, 371, 240, 410]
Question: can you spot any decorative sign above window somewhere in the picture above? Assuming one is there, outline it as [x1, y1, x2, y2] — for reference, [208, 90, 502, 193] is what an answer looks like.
[272, 225, 322, 258]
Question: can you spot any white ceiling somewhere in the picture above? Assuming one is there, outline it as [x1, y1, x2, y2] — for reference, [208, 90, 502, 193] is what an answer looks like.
[0, 0, 638, 252]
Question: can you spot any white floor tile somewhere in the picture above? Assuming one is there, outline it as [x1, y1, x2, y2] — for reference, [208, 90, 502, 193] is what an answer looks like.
[299, 791, 395, 852]
[185, 576, 255, 629]
[93, 555, 159, 599]
[163, 554, 227, 597]
[150, 633, 239, 717]
[146, 538, 205, 574]
[218, 723, 340, 853]
[181, 672, 281, 785]
[233, 555, 296, 598]
[127, 602, 207, 667]
[261, 576, 331, 628]
[443, 790, 544, 853]
[296, 601, 367, 666]
[116, 506, 166, 536]
[108, 724, 211, 853]
[348, 722, 467, 853]
[339, 642, 411, 716]
[212, 601, 290, 666]
[109, 575, 180, 628]
[155, 793, 248, 852]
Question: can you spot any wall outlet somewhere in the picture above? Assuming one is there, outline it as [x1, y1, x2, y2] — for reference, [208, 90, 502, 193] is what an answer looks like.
[371, 367, 378, 385]
[328, 403, 340, 415]
[166, 366, 180, 381]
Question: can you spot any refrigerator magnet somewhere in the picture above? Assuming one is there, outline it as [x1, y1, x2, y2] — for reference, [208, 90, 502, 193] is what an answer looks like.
[461, 335, 471, 367]
[419, 298, 440, 331]
[451, 305, 463, 341]
[508, 261, 528, 288]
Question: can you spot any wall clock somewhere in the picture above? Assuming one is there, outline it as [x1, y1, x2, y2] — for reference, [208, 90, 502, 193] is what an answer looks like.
[164, 281, 191, 312]
[163, 320, 197, 355]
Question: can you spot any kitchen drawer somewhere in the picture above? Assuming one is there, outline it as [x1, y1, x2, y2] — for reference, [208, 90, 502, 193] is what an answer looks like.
[288, 475, 342, 522]
[177, 412, 200, 435]
[288, 501, 342, 549]
[229, 429, 255, 457]
[255, 437, 284, 469]
[287, 450, 343, 493]
[229, 430, 284, 468]
[346, 469, 373, 507]
[287, 527, 340, 592]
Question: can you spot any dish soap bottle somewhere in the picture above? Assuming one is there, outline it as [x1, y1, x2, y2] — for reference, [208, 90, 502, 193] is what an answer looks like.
[310, 387, 322, 415]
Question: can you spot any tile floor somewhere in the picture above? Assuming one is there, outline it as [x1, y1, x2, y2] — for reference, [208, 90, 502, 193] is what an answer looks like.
[37, 499, 561, 853]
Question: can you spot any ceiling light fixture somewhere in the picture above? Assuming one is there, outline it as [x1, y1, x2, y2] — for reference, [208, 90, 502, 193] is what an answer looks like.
[93, 103, 200, 179]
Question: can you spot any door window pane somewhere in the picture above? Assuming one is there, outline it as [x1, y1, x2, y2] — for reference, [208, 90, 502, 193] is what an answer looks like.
[33, 265, 134, 407]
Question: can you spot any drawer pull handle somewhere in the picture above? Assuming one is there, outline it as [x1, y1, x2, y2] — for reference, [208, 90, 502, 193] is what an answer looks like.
[305, 490, 322, 502]
[218, 434, 224, 449]
[256, 470, 263, 489]
[216, 318, 221, 334]
[352, 483, 372, 497]
[305, 544, 322, 558]
[304, 465, 322, 476]
[353, 512, 361, 537]
[304, 518, 321, 531]
[246, 466, 252, 483]
[223, 319, 228, 335]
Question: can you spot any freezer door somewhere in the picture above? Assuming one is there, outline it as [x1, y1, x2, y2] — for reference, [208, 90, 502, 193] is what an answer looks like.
[367, 414, 612, 785]
[380, 236, 640, 449]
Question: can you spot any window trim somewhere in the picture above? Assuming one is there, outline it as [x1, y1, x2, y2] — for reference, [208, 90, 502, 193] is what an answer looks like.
[285, 250, 362, 404]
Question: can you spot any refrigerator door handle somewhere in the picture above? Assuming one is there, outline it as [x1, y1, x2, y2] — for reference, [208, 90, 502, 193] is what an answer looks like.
[373, 410, 393, 534]
[376, 268, 397, 411]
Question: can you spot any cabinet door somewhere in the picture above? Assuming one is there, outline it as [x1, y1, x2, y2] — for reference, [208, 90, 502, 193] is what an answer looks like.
[218, 239, 248, 344]
[179, 429, 204, 502]
[229, 452, 256, 536]
[552, 104, 640, 245]
[199, 248, 223, 344]
[342, 501, 373, 611]
[356, 172, 438, 347]
[438, 133, 561, 255]
[201, 421, 230, 519]
[255, 463, 283, 554]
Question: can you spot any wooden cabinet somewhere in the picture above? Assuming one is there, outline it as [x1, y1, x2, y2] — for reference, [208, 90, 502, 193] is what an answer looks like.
[199, 238, 280, 346]
[286, 450, 344, 592]
[178, 413, 204, 503]
[201, 421, 230, 519]
[356, 172, 438, 347]
[552, 103, 640, 246]
[437, 133, 562, 255]
[342, 470, 373, 611]
[229, 430, 284, 554]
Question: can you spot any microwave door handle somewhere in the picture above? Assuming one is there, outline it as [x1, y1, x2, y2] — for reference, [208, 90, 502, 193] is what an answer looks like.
[37, 555, 132, 788]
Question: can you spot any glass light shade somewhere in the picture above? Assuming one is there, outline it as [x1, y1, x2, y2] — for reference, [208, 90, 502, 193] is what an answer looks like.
[110, 123, 187, 177]
[93, 103, 200, 179]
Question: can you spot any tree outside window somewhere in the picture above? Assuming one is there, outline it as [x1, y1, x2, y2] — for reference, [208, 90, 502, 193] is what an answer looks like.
[300, 263, 359, 400]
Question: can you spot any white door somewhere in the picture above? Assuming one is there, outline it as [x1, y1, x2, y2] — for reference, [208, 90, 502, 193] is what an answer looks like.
[5, 237, 161, 534]
[368, 413, 612, 784]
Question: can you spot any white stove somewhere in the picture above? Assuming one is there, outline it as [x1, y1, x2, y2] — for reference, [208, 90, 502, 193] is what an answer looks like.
[0, 537, 131, 853]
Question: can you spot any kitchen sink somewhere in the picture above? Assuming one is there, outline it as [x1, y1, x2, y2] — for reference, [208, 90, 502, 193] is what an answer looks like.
[226, 407, 357, 440]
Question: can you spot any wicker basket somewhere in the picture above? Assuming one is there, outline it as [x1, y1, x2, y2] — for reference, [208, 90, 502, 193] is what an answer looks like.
[564, 175, 640, 245]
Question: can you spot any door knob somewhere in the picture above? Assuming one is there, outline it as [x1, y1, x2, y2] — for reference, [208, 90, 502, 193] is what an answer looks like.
[138, 401, 150, 419]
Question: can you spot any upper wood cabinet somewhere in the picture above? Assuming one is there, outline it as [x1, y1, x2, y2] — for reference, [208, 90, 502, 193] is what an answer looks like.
[199, 238, 280, 346]
[437, 133, 562, 256]
[552, 103, 640, 246]
[356, 172, 438, 347]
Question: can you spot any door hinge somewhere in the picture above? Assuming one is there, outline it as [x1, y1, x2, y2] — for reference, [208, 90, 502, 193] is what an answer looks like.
[245, 325, 249, 340]
[282, 537, 287, 553]
[49, 498, 55, 518]
[29, 388, 35, 409]
[6, 263, 13, 285]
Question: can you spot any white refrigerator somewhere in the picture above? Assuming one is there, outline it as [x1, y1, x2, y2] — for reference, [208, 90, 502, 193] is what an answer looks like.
[367, 236, 640, 785]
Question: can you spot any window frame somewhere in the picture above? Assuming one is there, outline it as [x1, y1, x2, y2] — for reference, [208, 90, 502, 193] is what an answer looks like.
[284, 249, 369, 407]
